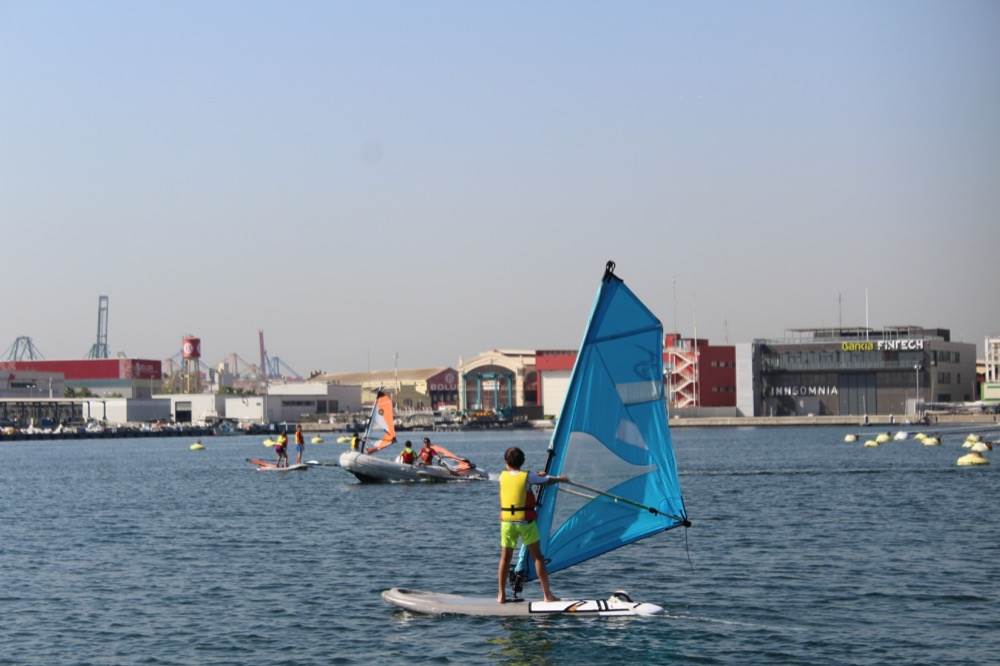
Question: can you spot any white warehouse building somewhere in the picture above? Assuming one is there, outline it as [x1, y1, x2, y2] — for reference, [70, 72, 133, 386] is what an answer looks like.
[226, 382, 362, 424]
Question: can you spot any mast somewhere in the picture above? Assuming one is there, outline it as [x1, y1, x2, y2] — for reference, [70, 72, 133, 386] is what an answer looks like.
[542, 260, 619, 475]
[359, 387, 382, 453]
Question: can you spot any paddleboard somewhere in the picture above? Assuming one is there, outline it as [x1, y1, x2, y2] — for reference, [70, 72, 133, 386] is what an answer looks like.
[305, 460, 339, 467]
[247, 458, 309, 472]
[381, 588, 663, 616]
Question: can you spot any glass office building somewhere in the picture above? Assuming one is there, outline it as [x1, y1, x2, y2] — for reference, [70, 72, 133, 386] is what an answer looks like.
[736, 327, 976, 416]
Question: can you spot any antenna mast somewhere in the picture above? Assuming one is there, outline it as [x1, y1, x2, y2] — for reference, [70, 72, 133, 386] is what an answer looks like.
[865, 288, 870, 339]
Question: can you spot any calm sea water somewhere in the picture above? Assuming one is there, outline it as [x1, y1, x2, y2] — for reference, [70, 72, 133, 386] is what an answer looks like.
[2, 426, 998, 665]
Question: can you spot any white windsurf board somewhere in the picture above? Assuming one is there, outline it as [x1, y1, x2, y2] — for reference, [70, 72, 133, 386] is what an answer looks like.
[381, 588, 663, 617]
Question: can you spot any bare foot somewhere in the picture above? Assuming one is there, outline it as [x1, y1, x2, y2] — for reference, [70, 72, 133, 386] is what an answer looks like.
[497, 596, 507, 604]
[543, 596, 560, 602]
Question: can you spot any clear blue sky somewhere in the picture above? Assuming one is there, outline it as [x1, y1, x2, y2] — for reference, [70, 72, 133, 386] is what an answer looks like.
[2, 1, 998, 373]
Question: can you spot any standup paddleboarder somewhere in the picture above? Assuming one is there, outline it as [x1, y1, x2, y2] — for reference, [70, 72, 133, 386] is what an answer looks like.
[275, 431, 289, 468]
[294, 424, 305, 465]
[497, 446, 568, 604]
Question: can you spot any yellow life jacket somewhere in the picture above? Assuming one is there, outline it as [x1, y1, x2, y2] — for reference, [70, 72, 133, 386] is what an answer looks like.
[499, 470, 529, 522]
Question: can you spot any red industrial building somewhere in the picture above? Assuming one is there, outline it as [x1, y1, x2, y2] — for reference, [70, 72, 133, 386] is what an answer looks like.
[664, 333, 736, 409]
[535, 335, 736, 418]
[0, 359, 162, 398]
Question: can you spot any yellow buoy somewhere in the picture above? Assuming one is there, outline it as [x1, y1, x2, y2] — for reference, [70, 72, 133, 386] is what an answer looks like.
[863, 440, 879, 448]
[922, 437, 940, 446]
[311, 436, 324, 444]
[966, 433, 981, 443]
[875, 433, 891, 444]
[336, 435, 351, 444]
[844, 434, 858, 443]
[957, 452, 989, 466]
[263, 438, 275, 447]
[190, 442, 205, 451]
[914, 433, 927, 441]
[961, 440, 973, 449]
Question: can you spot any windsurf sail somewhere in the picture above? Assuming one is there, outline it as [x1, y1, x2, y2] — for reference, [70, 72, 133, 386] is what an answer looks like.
[515, 261, 688, 583]
[364, 390, 397, 454]
[428, 443, 475, 474]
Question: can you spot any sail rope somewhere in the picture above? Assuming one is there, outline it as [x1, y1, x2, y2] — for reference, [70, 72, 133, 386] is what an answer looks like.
[682, 521, 694, 572]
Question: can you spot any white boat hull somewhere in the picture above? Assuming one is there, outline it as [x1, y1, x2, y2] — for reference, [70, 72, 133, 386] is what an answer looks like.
[338, 451, 486, 483]
[381, 588, 663, 616]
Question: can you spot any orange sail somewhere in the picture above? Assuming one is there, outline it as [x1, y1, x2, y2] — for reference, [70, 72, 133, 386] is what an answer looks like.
[428, 443, 473, 473]
[365, 393, 397, 454]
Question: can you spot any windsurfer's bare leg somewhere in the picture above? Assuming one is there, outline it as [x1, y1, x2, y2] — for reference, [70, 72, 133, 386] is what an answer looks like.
[527, 541, 558, 602]
[497, 547, 513, 603]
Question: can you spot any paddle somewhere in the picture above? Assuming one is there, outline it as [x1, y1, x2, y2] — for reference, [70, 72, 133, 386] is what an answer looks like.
[560, 479, 689, 525]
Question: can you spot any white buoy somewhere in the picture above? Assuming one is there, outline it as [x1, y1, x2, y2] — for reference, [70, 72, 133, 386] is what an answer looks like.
[922, 437, 940, 447]
[966, 433, 982, 443]
[962, 440, 974, 449]
[970, 441, 992, 453]
[957, 452, 989, 466]
[875, 433, 891, 444]
[190, 442, 205, 451]
[893, 431, 908, 441]
[864, 440, 880, 448]
[844, 434, 858, 443]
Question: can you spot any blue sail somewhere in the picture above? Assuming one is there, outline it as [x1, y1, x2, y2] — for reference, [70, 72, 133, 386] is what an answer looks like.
[518, 264, 687, 581]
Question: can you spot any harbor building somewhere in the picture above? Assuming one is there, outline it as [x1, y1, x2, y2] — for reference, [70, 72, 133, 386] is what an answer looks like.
[0, 359, 162, 398]
[982, 336, 1000, 404]
[0, 397, 170, 427]
[313, 368, 456, 410]
[534, 350, 575, 419]
[535, 335, 736, 420]
[664, 334, 737, 413]
[224, 382, 363, 423]
[457, 350, 537, 418]
[0, 369, 65, 399]
[736, 326, 976, 417]
[153, 393, 226, 424]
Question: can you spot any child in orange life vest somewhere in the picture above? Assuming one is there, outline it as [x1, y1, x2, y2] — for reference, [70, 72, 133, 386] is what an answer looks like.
[294, 424, 305, 465]
[497, 446, 568, 604]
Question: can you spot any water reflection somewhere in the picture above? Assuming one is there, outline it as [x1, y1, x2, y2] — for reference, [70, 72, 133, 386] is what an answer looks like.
[487, 618, 556, 665]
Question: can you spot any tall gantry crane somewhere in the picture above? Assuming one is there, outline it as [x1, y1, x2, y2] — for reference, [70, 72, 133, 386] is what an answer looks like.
[4, 336, 44, 360]
[86, 295, 110, 359]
